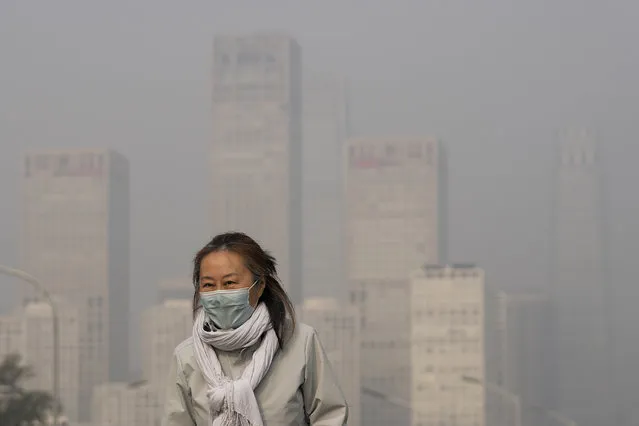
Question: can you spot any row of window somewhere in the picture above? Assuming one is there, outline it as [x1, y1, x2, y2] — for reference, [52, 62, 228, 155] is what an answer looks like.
[349, 142, 436, 162]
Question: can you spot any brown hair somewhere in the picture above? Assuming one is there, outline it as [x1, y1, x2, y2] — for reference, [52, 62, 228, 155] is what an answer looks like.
[192, 232, 295, 348]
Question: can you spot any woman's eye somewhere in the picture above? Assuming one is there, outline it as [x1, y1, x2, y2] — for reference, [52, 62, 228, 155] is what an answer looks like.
[224, 281, 235, 286]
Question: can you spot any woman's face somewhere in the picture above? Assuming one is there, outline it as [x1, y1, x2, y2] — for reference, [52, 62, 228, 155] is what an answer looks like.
[199, 251, 264, 306]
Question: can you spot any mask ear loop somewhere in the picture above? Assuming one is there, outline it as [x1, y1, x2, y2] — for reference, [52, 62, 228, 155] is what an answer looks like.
[250, 276, 266, 307]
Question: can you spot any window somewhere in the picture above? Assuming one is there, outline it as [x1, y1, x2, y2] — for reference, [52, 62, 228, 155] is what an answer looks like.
[408, 142, 422, 158]
[385, 143, 396, 157]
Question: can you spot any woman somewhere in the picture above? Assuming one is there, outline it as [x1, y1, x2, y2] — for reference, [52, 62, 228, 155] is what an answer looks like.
[163, 232, 348, 426]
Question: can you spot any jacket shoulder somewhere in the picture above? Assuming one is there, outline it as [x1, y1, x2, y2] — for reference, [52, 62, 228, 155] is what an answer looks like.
[284, 321, 317, 350]
[174, 336, 194, 359]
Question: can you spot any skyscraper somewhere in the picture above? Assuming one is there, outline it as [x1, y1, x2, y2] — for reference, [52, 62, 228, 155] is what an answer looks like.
[409, 265, 489, 426]
[211, 33, 303, 304]
[346, 137, 447, 407]
[551, 129, 613, 426]
[496, 291, 553, 426]
[21, 148, 130, 419]
[302, 72, 349, 299]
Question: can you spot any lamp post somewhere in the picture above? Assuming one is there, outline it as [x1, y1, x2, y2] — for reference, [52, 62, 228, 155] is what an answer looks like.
[0, 266, 60, 426]
[462, 376, 522, 426]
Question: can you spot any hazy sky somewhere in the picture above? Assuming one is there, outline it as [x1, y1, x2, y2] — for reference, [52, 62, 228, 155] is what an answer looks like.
[1, 0, 639, 402]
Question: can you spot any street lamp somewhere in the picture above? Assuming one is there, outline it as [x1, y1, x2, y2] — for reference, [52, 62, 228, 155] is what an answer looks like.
[461, 376, 522, 426]
[0, 265, 60, 426]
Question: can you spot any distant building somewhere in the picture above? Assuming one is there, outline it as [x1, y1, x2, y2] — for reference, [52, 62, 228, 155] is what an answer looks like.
[140, 298, 192, 392]
[0, 315, 22, 360]
[346, 137, 447, 407]
[22, 300, 81, 421]
[497, 291, 553, 426]
[409, 265, 495, 426]
[551, 129, 613, 426]
[299, 298, 360, 426]
[157, 278, 193, 302]
[302, 72, 349, 299]
[91, 381, 160, 426]
[21, 148, 130, 420]
[360, 389, 411, 426]
[211, 33, 303, 304]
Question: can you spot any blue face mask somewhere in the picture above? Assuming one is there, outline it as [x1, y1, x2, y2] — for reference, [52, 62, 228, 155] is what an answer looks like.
[199, 280, 258, 330]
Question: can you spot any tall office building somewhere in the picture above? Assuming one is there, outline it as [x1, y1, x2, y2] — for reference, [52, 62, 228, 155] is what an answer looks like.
[299, 298, 360, 426]
[346, 137, 447, 405]
[410, 265, 490, 426]
[302, 72, 349, 299]
[21, 149, 130, 419]
[140, 298, 192, 390]
[497, 291, 553, 426]
[211, 33, 303, 304]
[551, 129, 613, 426]
[22, 300, 81, 421]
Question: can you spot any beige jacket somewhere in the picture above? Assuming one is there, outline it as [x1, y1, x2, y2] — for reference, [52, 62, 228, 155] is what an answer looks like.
[163, 322, 348, 426]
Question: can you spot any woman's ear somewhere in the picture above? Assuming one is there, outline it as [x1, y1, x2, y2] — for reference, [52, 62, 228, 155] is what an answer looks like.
[257, 277, 266, 299]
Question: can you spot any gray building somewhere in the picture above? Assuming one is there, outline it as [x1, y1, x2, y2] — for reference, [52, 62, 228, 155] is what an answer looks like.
[550, 128, 614, 426]
[497, 291, 553, 426]
[346, 137, 447, 410]
[210, 33, 303, 303]
[22, 149, 130, 419]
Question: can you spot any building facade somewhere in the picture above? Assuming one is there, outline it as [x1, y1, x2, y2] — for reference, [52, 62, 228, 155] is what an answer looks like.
[210, 33, 303, 304]
[409, 265, 488, 426]
[91, 381, 160, 426]
[346, 137, 447, 406]
[302, 72, 349, 300]
[140, 298, 192, 391]
[21, 148, 130, 419]
[22, 300, 81, 421]
[299, 298, 360, 426]
[0, 315, 22, 360]
[497, 291, 553, 426]
[551, 129, 613, 426]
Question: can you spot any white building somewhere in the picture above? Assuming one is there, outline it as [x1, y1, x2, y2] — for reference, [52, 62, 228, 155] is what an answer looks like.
[346, 137, 447, 406]
[0, 315, 22, 360]
[22, 300, 81, 422]
[409, 265, 491, 426]
[91, 381, 160, 426]
[210, 33, 303, 304]
[299, 298, 360, 426]
[140, 298, 192, 391]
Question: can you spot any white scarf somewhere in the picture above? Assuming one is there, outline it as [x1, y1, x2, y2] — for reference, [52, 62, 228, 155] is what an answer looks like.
[192, 303, 279, 426]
